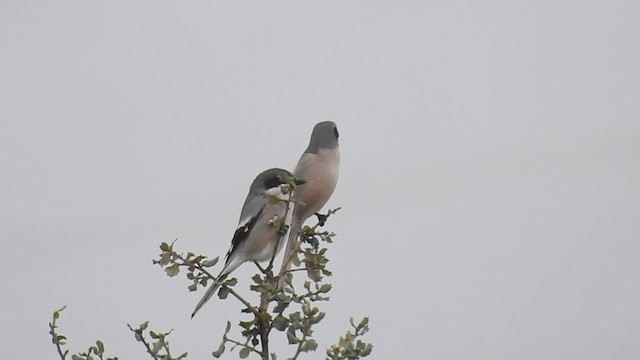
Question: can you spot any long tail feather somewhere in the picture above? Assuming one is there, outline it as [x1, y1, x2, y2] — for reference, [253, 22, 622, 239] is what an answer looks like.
[278, 216, 302, 287]
[191, 276, 225, 318]
[191, 257, 246, 318]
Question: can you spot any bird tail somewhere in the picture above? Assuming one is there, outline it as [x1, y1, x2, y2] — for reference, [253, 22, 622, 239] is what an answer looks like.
[191, 275, 225, 318]
[278, 217, 302, 286]
[191, 256, 246, 318]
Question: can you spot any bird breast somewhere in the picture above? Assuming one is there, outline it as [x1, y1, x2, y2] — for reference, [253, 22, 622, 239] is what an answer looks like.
[294, 147, 340, 219]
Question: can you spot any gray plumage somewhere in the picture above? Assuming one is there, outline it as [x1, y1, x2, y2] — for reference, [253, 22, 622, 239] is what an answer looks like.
[280, 121, 341, 278]
[192, 168, 299, 318]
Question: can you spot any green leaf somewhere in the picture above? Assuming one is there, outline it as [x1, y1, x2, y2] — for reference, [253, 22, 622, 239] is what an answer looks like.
[201, 257, 219, 267]
[53, 305, 67, 320]
[361, 343, 373, 356]
[289, 311, 302, 326]
[151, 340, 163, 354]
[211, 342, 225, 358]
[238, 320, 254, 330]
[311, 312, 326, 325]
[96, 340, 104, 354]
[286, 327, 298, 344]
[165, 264, 180, 277]
[307, 269, 322, 282]
[272, 316, 289, 331]
[300, 339, 318, 352]
[292, 252, 301, 266]
[157, 251, 172, 266]
[239, 347, 251, 359]
[218, 286, 229, 300]
[358, 317, 369, 330]
[307, 339, 318, 351]
[224, 321, 231, 335]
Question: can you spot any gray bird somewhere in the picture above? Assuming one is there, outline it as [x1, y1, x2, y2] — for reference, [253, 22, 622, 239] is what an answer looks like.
[279, 121, 341, 276]
[192, 168, 304, 318]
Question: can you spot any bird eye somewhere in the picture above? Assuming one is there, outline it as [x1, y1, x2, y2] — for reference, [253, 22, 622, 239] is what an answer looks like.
[333, 127, 339, 138]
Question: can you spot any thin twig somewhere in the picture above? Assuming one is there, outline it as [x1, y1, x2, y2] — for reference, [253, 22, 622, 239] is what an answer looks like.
[225, 337, 260, 355]
[160, 333, 172, 359]
[291, 330, 309, 360]
[127, 325, 161, 360]
[49, 311, 68, 360]
[258, 297, 271, 360]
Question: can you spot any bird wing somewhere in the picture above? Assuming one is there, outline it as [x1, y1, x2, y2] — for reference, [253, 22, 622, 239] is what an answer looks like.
[225, 192, 266, 263]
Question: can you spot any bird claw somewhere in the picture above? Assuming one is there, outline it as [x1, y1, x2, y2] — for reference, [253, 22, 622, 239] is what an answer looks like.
[278, 224, 290, 236]
[315, 212, 328, 226]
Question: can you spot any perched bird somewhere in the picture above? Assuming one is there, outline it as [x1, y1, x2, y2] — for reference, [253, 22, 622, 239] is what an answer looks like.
[279, 121, 341, 276]
[192, 168, 304, 318]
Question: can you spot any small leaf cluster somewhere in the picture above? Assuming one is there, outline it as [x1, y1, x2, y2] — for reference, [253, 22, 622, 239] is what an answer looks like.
[127, 321, 187, 360]
[150, 206, 373, 359]
[297, 228, 334, 282]
[48, 306, 119, 360]
[211, 321, 257, 359]
[153, 240, 235, 293]
[49, 203, 373, 360]
[326, 317, 373, 360]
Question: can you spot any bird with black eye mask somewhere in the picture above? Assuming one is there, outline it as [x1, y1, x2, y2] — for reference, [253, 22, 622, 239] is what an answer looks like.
[191, 168, 304, 318]
[279, 121, 341, 282]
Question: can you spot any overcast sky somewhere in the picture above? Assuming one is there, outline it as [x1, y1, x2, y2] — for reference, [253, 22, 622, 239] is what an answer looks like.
[2, 1, 639, 359]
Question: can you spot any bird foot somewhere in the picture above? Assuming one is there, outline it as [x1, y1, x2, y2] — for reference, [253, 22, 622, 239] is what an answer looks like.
[278, 224, 290, 236]
[315, 212, 329, 226]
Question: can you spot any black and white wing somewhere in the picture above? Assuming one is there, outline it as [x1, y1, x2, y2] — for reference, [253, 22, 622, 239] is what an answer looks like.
[223, 192, 267, 268]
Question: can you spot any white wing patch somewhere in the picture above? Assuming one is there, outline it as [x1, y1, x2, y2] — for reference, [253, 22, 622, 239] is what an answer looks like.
[237, 216, 253, 231]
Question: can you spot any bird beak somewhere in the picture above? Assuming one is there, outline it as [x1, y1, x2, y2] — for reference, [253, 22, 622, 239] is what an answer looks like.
[295, 179, 306, 185]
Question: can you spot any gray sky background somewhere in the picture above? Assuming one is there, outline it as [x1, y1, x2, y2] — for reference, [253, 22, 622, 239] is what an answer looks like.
[1, 1, 639, 359]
